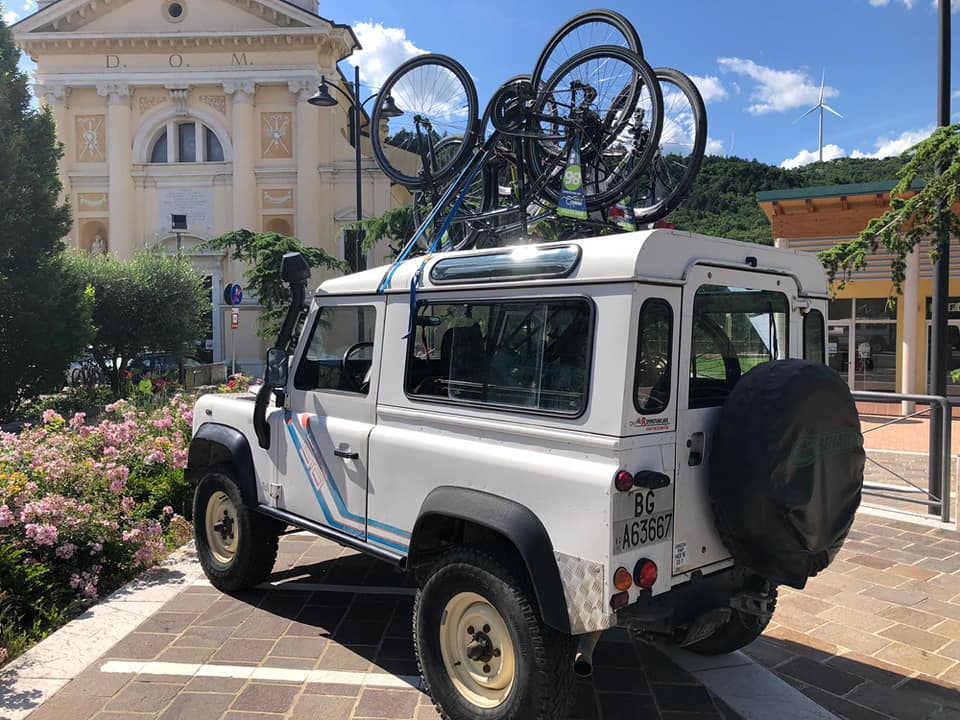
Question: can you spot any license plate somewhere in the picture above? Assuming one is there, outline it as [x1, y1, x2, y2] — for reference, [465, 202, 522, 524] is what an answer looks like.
[614, 512, 673, 554]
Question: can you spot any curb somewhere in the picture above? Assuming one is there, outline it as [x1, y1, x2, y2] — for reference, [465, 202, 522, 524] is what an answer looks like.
[0, 543, 203, 720]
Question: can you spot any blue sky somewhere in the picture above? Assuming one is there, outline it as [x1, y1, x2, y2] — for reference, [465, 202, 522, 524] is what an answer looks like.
[4, 0, 960, 168]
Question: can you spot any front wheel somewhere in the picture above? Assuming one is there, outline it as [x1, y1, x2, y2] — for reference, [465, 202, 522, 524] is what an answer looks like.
[193, 468, 280, 593]
[414, 548, 576, 720]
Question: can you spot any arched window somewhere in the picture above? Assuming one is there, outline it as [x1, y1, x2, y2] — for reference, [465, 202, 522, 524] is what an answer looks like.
[148, 120, 226, 163]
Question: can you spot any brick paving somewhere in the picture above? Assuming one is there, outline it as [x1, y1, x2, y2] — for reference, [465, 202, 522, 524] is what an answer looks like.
[19, 533, 740, 720]
[750, 514, 960, 720]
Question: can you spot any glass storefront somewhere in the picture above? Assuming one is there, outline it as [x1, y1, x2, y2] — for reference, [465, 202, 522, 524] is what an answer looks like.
[828, 298, 897, 391]
[925, 297, 960, 396]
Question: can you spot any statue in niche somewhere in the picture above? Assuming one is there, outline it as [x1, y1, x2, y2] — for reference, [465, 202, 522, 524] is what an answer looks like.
[90, 233, 107, 255]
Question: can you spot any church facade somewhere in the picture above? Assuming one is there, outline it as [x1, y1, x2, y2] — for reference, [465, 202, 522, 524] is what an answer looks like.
[13, 0, 408, 370]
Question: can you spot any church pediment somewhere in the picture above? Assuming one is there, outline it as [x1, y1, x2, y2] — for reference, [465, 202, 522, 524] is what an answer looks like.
[15, 0, 354, 40]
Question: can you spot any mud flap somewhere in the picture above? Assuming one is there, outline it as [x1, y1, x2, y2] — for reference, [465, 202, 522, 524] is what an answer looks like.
[680, 608, 731, 647]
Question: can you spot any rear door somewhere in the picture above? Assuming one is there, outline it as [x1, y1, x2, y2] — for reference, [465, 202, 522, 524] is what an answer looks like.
[673, 267, 795, 576]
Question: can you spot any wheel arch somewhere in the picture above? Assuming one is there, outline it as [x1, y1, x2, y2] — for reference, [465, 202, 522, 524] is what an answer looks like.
[187, 423, 259, 506]
[408, 486, 571, 634]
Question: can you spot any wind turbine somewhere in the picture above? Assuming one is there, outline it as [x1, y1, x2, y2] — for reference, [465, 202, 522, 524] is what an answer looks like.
[797, 72, 843, 162]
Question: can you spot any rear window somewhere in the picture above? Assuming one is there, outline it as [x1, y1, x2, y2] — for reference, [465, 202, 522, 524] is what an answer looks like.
[405, 298, 593, 415]
[804, 309, 826, 364]
[634, 298, 673, 414]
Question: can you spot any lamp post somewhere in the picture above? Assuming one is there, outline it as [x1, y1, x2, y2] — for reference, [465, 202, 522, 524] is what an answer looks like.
[308, 65, 401, 266]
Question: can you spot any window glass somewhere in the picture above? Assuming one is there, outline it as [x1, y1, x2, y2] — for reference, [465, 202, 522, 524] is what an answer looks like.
[689, 285, 788, 408]
[828, 299, 852, 320]
[150, 133, 168, 163]
[804, 309, 826, 364]
[178, 123, 196, 163]
[344, 228, 367, 273]
[635, 299, 673, 414]
[205, 128, 224, 162]
[295, 306, 376, 394]
[405, 298, 592, 415]
[856, 298, 897, 320]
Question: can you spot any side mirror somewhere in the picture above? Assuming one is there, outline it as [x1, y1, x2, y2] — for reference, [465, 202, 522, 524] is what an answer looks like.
[265, 347, 289, 388]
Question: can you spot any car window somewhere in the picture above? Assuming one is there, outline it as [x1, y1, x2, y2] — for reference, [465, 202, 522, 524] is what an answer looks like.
[405, 298, 592, 415]
[634, 298, 673, 414]
[689, 285, 788, 409]
[295, 306, 377, 394]
[804, 309, 825, 364]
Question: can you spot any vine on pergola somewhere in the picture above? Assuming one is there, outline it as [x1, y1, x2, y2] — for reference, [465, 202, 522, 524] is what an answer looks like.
[818, 124, 960, 291]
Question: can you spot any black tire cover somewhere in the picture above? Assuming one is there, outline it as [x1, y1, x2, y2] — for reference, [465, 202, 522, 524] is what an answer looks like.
[709, 360, 864, 589]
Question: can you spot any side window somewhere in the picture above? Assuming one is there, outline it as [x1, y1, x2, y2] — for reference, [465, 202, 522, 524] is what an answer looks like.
[689, 285, 788, 409]
[804, 309, 826, 364]
[405, 298, 592, 415]
[295, 305, 376, 394]
[634, 298, 673, 414]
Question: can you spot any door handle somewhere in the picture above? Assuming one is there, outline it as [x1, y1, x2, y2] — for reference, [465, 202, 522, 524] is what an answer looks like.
[687, 432, 705, 466]
[334, 449, 360, 460]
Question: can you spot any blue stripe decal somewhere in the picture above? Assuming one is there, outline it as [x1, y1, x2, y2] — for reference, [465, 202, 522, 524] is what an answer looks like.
[368, 535, 410, 553]
[285, 419, 364, 539]
[301, 419, 411, 540]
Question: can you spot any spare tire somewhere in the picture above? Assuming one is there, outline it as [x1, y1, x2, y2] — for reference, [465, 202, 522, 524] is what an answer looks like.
[709, 360, 864, 589]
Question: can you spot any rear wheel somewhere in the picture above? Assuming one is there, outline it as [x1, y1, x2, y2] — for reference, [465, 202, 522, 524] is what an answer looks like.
[414, 547, 576, 720]
[193, 468, 279, 592]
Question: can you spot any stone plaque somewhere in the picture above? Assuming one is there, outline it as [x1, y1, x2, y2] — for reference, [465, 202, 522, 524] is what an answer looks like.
[261, 112, 293, 159]
[75, 115, 106, 162]
[261, 189, 294, 209]
[157, 187, 214, 231]
[77, 192, 109, 211]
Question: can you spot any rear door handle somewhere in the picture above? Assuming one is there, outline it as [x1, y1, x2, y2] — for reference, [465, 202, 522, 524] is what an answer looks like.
[334, 449, 360, 460]
[687, 432, 705, 466]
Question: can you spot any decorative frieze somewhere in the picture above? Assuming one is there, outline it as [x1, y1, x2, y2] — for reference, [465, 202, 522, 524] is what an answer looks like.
[262, 189, 294, 209]
[200, 95, 227, 115]
[77, 192, 110, 211]
[138, 95, 166, 114]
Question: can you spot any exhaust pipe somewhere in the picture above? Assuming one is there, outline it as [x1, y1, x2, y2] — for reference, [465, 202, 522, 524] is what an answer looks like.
[573, 631, 602, 678]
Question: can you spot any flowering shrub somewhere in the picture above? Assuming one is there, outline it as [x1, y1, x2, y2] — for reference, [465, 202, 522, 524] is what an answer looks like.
[0, 395, 200, 666]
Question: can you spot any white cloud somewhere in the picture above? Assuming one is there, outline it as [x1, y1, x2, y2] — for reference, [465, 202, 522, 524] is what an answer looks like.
[705, 137, 724, 156]
[688, 75, 727, 104]
[718, 57, 839, 115]
[868, 0, 916, 7]
[3, 10, 20, 24]
[780, 144, 847, 169]
[349, 22, 428, 91]
[851, 126, 934, 158]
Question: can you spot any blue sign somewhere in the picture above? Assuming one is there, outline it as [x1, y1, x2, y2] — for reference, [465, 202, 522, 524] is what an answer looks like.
[223, 283, 243, 306]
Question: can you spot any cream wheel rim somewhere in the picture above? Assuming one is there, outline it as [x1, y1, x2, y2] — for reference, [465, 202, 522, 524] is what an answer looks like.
[439, 592, 516, 708]
[204, 491, 238, 564]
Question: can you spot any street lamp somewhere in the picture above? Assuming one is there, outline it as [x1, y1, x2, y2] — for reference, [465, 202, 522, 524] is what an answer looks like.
[309, 65, 401, 264]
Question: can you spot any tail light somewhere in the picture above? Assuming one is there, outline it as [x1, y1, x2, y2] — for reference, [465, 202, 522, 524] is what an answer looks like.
[614, 470, 634, 492]
[613, 566, 633, 592]
[634, 559, 658, 590]
[610, 591, 630, 610]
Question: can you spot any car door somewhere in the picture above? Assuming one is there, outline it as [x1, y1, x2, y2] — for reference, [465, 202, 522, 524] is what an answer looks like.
[673, 267, 795, 576]
[271, 298, 383, 545]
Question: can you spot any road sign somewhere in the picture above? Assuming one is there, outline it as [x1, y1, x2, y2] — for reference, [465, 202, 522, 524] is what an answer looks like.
[231, 308, 240, 330]
[223, 283, 243, 306]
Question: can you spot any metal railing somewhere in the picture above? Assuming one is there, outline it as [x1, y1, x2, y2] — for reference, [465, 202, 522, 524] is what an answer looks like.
[852, 391, 956, 523]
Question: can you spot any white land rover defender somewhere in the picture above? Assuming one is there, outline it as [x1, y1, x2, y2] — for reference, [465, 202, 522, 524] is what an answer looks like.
[187, 229, 864, 720]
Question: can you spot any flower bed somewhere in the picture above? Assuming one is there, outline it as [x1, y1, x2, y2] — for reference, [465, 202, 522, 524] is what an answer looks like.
[0, 395, 202, 667]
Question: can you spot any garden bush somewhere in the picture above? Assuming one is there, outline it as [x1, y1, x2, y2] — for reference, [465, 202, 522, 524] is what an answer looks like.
[0, 394, 202, 667]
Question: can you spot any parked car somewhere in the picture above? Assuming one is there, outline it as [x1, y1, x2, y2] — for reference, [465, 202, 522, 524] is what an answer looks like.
[186, 231, 864, 720]
[127, 353, 201, 381]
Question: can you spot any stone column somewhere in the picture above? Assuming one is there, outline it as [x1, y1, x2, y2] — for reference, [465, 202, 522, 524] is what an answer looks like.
[291, 79, 321, 246]
[98, 83, 135, 257]
[225, 81, 256, 231]
[901, 246, 921, 415]
[36, 84, 72, 200]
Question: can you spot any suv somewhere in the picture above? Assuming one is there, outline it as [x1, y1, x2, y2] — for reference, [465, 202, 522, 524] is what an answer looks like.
[187, 229, 864, 720]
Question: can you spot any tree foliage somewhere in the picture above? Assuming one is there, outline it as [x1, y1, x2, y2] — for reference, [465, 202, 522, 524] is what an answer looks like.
[819, 125, 960, 290]
[66, 252, 210, 395]
[203, 230, 346, 339]
[0, 12, 94, 419]
[350, 205, 416, 256]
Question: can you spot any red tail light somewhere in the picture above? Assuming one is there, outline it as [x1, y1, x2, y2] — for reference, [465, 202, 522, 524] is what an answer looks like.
[614, 470, 634, 492]
[610, 591, 630, 610]
[634, 559, 658, 589]
[613, 567, 633, 592]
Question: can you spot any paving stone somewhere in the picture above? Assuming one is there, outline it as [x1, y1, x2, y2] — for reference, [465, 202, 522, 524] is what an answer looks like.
[194, 598, 256, 627]
[414, 706, 443, 720]
[335, 620, 389, 645]
[592, 667, 649, 695]
[830, 591, 894, 616]
[825, 652, 912, 687]
[317, 643, 375, 671]
[863, 585, 929, 607]
[741, 637, 797, 668]
[918, 599, 960, 622]
[303, 682, 361, 696]
[271, 635, 328, 659]
[58, 669, 133, 698]
[263, 656, 316, 670]
[775, 594, 834, 616]
[879, 623, 951, 652]
[798, 686, 893, 720]
[818, 606, 894, 633]
[26, 692, 106, 720]
[184, 675, 246, 693]
[650, 683, 714, 713]
[888, 564, 941, 581]
[158, 691, 233, 720]
[848, 554, 898, 570]
[232, 682, 301, 713]
[378, 637, 415, 661]
[103, 681, 180, 713]
[353, 688, 420, 719]
[777, 656, 866, 696]
[290, 693, 357, 719]
[899, 675, 960, 711]
[222, 712, 286, 720]
[875, 641, 956, 677]
[373, 656, 421, 676]
[170, 625, 233, 648]
[597, 691, 659, 720]
[940, 641, 960, 661]
[159, 592, 219, 613]
[763, 626, 840, 660]
[847, 679, 940, 719]
[155, 645, 215, 664]
[211, 638, 275, 663]
[879, 605, 945, 630]
[931, 618, 960, 637]
[102, 632, 177, 660]
[937, 662, 960, 688]
[808, 622, 892, 655]
[232, 611, 293, 640]
[772, 605, 829, 633]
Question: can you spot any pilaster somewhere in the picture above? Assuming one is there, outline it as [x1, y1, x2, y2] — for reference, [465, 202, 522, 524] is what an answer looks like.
[97, 83, 135, 257]
[224, 81, 257, 232]
[291, 79, 321, 247]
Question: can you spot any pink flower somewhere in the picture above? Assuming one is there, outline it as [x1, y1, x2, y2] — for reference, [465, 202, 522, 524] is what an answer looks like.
[41, 409, 63, 425]
[102, 446, 120, 459]
[106, 464, 129, 494]
[25, 523, 59, 546]
[0, 505, 14, 528]
[55, 543, 77, 560]
[171, 449, 188, 469]
[0, 647, 8, 665]
[121, 496, 135, 513]
[162, 506, 174, 516]
[87, 541, 103, 555]
[69, 413, 86, 430]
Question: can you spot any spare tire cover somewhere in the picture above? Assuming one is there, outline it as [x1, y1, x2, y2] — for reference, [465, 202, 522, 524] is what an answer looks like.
[709, 359, 864, 589]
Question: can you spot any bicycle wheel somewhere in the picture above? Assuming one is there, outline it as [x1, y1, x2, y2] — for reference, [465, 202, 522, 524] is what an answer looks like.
[531, 9, 642, 94]
[631, 68, 707, 224]
[371, 54, 479, 191]
[524, 45, 663, 212]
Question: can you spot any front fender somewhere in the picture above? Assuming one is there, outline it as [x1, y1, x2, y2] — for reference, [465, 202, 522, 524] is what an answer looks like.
[186, 423, 259, 506]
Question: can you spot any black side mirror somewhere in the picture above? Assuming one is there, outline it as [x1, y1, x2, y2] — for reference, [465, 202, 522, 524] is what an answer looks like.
[265, 347, 289, 388]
